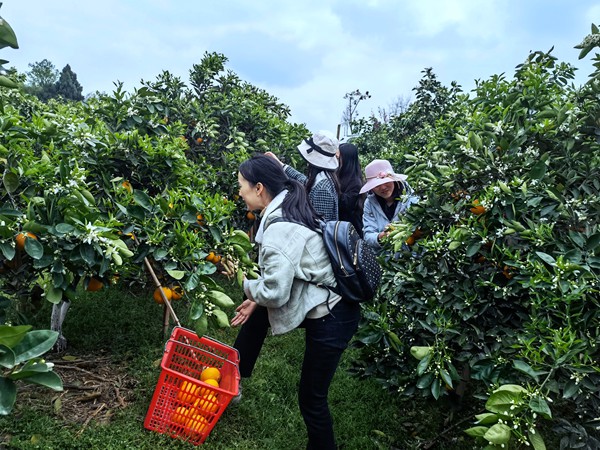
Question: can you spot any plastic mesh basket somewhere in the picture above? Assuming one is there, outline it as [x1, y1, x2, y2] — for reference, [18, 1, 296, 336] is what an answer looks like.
[144, 327, 240, 445]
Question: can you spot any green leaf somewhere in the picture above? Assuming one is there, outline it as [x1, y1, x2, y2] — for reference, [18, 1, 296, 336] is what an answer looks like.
[205, 290, 235, 308]
[528, 428, 546, 450]
[475, 412, 499, 425]
[586, 233, 600, 251]
[2, 172, 19, 193]
[0, 377, 17, 415]
[24, 237, 44, 259]
[166, 269, 185, 280]
[189, 301, 204, 321]
[21, 371, 63, 391]
[9, 361, 55, 380]
[529, 395, 552, 419]
[529, 161, 547, 180]
[431, 378, 441, 399]
[194, 314, 208, 337]
[212, 309, 230, 328]
[483, 423, 511, 445]
[563, 380, 579, 399]
[416, 353, 432, 376]
[513, 360, 539, 382]
[416, 372, 434, 389]
[0, 242, 15, 261]
[0, 345, 16, 369]
[133, 190, 153, 211]
[535, 252, 556, 266]
[465, 242, 481, 257]
[46, 286, 63, 304]
[12, 330, 59, 364]
[79, 244, 96, 266]
[0, 75, 18, 88]
[410, 346, 432, 361]
[440, 369, 453, 388]
[0, 325, 32, 348]
[485, 386, 526, 414]
[464, 426, 488, 437]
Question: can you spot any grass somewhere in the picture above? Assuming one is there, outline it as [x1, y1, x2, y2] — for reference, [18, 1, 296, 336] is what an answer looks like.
[0, 277, 476, 450]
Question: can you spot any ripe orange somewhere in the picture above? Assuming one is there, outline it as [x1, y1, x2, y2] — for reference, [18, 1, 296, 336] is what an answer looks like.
[196, 137, 203, 144]
[177, 381, 200, 404]
[172, 405, 192, 425]
[198, 378, 219, 396]
[185, 413, 209, 436]
[193, 394, 219, 414]
[86, 277, 104, 292]
[171, 285, 184, 300]
[205, 252, 216, 263]
[122, 181, 133, 193]
[246, 211, 256, 221]
[197, 213, 205, 225]
[212, 254, 221, 264]
[470, 200, 486, 215]
[200, 367, 221, 382]
[153, 286, 173, 304]
[405, 236, 416, 246]
[15, 232, 37, 251]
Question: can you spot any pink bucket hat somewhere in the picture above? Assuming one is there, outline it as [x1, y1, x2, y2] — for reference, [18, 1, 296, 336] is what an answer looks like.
[359, 159, 407, 194]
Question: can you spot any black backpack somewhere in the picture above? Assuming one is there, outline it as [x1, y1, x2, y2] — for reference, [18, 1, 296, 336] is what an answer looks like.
[267, 218, 382, 303]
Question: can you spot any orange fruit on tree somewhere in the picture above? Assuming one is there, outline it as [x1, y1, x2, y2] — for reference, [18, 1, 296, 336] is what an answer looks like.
[405, 236, 416, 246]
[122, 181, 133, 193]
[198, 378, 219, 396]
[86, 277, 104, 292]
[185, 413, 209, 436]
[212, 254, 222, 264]
[200, 366, 221, 383]
[205, 252, 216, 263]
[153, 286, 173, 304]
[469, 200, 487, 215]
[196, 137, 203, 144]
[197, 213, 205, 225]
[246, 211, 256, 221]
[15, 232, 37, 251]
[171, 285, 184, 300]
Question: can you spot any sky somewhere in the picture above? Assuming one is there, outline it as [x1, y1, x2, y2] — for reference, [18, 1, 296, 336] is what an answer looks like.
[2, 1, 599, 135]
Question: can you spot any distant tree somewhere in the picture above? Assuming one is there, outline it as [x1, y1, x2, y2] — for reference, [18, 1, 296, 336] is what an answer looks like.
[25, 59, 58, 101]
[341, 89, 371, 137]
[377, 95, 412, 123]
[54, 64, 83, 101]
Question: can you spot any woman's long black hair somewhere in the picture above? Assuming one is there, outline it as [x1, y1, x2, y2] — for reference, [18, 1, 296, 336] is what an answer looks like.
[305, 165, 340, 196]
[337, 143, 363, 196]
[239, 155, 320, 231]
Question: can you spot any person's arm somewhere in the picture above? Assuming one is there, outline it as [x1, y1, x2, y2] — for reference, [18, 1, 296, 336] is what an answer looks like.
[243, 240, 296, 309]
[283, 165, 307, 184]
[362, 198, 383, 250]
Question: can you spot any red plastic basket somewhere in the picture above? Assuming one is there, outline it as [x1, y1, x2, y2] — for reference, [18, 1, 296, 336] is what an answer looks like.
[144, 327, 240, 445]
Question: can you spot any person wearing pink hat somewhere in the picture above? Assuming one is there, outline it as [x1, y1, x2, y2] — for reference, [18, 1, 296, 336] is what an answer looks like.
[360, 159, 418, 251]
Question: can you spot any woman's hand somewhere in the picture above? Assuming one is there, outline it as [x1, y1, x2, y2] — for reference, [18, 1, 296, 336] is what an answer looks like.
[230, 299, 258, 327]
[264, 151, 284, 167]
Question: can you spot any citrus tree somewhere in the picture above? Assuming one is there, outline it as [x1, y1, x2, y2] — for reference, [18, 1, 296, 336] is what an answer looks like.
[1, 51, 307, 342]
[351, 26, 600, 449]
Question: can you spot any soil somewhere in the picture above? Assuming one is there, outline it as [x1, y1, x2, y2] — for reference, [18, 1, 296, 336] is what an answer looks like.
[15, 349, 139, 428]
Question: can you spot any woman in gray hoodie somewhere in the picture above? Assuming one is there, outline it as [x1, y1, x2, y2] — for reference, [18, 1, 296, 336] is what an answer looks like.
[231, 155, 360, 450]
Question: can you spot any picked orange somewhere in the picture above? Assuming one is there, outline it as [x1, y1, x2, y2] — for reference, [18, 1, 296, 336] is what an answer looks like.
[172, 405, 192, 425]
[186, 413, 209, 435]
[177, 381, 199, 404]
[198, 378, 219, 396]
[194, 394, 219, 414]
[200, 367, 221, 383]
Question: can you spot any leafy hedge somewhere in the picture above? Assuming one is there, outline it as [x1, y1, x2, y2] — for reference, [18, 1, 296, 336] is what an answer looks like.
[0, 52, 308, 336]
[351, 26, 600, 449]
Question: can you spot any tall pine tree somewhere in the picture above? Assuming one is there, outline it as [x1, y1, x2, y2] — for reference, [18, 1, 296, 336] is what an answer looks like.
[54, 64, 83, 101]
